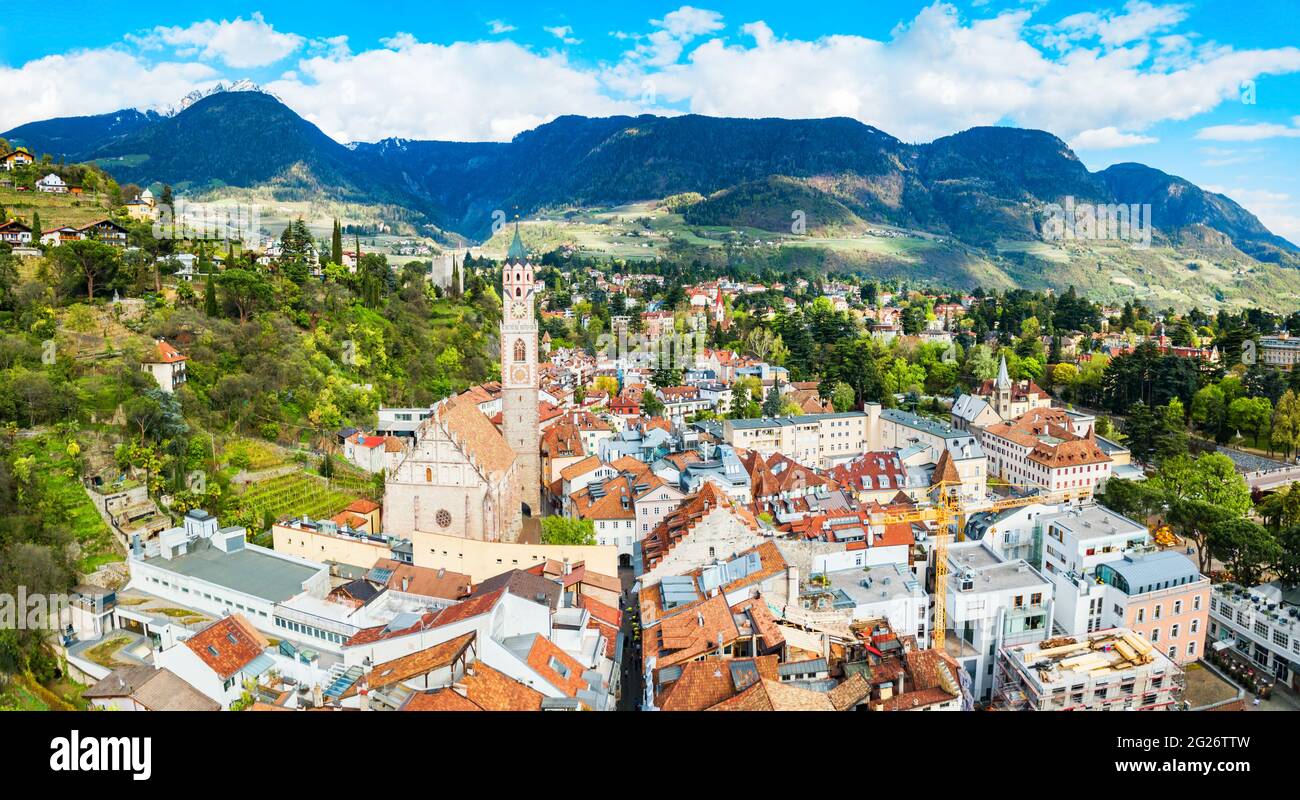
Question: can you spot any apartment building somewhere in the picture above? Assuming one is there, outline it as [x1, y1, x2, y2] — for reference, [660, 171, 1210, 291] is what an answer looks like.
[981, 407, 1112, 500]
[994, 629, 1184, 710]
[944, 540, 1053, 703]
[723, 411, 868, 469]
[1209, 580, 1300, 690]
[1260, 334, 1300, 370]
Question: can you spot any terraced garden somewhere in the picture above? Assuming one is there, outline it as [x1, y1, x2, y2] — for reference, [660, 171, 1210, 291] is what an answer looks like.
[236, 471, 358, 525]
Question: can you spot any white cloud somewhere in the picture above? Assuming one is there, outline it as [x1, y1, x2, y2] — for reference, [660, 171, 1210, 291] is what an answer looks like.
[129, 12, 303, 69]
[0, 48, 218, 132]
[1199, 146, 1266, 167]
[1069, 126, 1158, 149]
[265, 38, 638, 142]
[604, 3, 1300, 144]
[1204, 185, 1300, 245]
[1051, 1, 1189, 48]
[544, 26, 582, 46]
[1196, 116, 1300, 141]
[622, 5, 726, 68]
[488, 20, 516, 35]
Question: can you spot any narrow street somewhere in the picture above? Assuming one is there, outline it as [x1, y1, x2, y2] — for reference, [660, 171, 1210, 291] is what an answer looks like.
[617, 565, 642, 711]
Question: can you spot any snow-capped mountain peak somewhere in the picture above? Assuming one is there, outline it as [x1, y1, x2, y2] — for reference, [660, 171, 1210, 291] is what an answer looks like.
[156, 79, 280, 117]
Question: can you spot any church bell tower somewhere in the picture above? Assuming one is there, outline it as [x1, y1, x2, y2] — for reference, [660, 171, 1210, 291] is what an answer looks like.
[501, 223, 542, 516]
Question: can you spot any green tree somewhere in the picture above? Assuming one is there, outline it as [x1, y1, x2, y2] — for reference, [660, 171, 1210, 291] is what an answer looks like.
[1208, 518, 1280, 586]
[1228, 395, 1272, 449]
[830, 381, 856, 412]
[216, 268, 273, 323]
[203, 270, 218, 316]
[1270, 390, 1300, 458]
[541, 516, 596, 546]
[50, 239, 120, 300]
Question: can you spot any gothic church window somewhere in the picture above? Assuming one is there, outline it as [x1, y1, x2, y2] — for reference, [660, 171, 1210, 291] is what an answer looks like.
[514, 339, 526, 363]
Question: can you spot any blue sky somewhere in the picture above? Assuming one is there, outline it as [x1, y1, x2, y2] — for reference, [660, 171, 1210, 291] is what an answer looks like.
[2, 1, 1298, 242]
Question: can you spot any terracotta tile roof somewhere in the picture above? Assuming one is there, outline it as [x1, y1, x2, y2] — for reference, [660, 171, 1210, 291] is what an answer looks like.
[371, 558, 472, 600]
[347, 632, 476, 696]
[399, 659, 547, 711]
[657, 656, 779, 711]
[707, 679, 835, 711]
[644, 593, 740, 669]
[150, 339, 187, 364]
[984, 407, 1109, 469]
[346, 499, 381, 514]
[662, 451, 702, 471]
[829, 451, 907, 494]
[458, 661, 544, 710]
[345, 589, 503, 647]
[868, 649, 962, 710]
[459, 382, 502, 405]
[428, 393, 516, 478]
[402, 688, 484, 711]
[570, 474, 638, 521]
[579, 594, 622, 658]
[828, 673, 872, 711]
[184, 614, 268, 681]
[541, 422, 585, 459]
[932, 448, 961, 486]
[560, 455, 603, 481]
[567, 564, 621, 594]
[610, 455, 650, 474]
[731, 596, 786, 651]
[331, 511, 368, 529]
[976, 378, 1047, 402]
[525, 635, 588, 697]
[744, 451, 833, 498]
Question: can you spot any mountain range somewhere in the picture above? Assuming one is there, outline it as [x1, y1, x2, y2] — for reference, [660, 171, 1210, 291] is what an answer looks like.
[4, 88, 1296, 267]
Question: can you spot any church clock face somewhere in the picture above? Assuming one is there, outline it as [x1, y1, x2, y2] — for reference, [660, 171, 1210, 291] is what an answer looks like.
[510, 301, 528, 320]
[510, 364, 530, 384]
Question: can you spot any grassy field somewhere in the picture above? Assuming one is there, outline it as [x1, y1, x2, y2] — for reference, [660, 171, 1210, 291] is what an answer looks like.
[0, 186, 114, 229]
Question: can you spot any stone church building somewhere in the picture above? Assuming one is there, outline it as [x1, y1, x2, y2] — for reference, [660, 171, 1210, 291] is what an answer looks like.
[382, 225, 541, 542]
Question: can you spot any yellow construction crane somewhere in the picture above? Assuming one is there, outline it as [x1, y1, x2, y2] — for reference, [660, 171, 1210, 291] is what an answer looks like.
[867, 482, 1048, 652]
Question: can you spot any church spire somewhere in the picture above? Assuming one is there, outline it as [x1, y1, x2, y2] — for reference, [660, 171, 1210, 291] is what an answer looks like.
[506, 221, 527, 263]
[995, 354, 1011, 390]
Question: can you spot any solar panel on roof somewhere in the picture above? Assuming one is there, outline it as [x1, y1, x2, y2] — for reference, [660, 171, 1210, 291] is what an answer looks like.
[366, 567, 394, 584]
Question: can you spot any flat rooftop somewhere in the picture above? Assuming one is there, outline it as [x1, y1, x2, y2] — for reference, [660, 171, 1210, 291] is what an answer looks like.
[1043, 504, 1146, 542]
[726, 411, 865, 430]
[1003, 629, 1173, 688]
[825, 562, 923, 606]
[141, 539, 321, 603]
[948, 543, 1049, 592]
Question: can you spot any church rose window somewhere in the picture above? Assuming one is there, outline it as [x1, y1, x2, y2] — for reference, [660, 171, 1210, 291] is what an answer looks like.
[436, 509, 452, 528]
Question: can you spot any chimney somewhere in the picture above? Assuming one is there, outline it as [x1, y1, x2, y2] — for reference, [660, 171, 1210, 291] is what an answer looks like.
[312, 683, 323, 707]
[357, 678, 370, 711]
[402, 576, 410, 592]
[897, 670, 906, 695]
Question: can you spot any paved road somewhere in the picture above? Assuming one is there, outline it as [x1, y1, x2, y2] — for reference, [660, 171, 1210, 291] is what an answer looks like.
[1246, 466, 1300, 491]
[616, 565, 642, 712]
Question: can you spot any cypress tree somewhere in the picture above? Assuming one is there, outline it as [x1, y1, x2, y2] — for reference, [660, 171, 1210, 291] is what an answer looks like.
[31, 210, 41, 239]
[204, 270, 218, 316]
[331, 219, 343, 266]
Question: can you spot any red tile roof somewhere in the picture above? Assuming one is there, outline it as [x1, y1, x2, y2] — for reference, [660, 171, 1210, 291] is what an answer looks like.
[184, 615, 267, 680]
